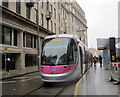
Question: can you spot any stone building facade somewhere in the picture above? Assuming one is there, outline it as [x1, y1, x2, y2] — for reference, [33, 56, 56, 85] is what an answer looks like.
[0, 0, 87, 71]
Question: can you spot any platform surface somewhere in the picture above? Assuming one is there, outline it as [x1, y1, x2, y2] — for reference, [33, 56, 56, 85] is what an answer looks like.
[77, 64, 119, 96]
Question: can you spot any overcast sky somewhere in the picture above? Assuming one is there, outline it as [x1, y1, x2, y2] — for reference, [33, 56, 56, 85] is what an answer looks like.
[76, 0, 119, 48]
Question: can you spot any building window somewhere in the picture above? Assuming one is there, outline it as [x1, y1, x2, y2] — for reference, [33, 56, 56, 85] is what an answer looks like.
[47, 1, 49, 11]
[51, 21, 53, 32]
[2, 26, 12, 45]
[34, 9, 38, 23]
[26, 33, 33, 48]
[0, 25, 2, 44]
[26, 7, 31, 19]
[23, 32, 25, 47]
[59, 27, 61, 34]
[72, 16, 74, 22]
[58, 2, 60, 9]
[61, 7, 62, 15]
[59, 14, 60, 23]
[34, 35, 37, 48]
[63, 10, 64, 18]
[2, 0, 8, 8]
[65, 12, 67, 19]
[54, 8, 56, 19]
[61, 19, 62, 27]
[47, 20, 49, 30]
[16, 0, 21, 14]
[72, 26, 74, 32]
[54, 23, 56, 34]
[41, 0, 43, 8]
[41, 13, 44, 26]
[25, 54, 37, 67]
[50, 4, 52, 14]
[13, 29, 18, 46]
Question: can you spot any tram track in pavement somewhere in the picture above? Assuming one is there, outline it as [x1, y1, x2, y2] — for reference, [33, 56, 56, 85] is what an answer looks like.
[2, 71, 75, 96]
[23, 82, 69, 97]
[26, 69, 91, 97]
[23, 85, 44, 97]
[54, 86, 67, 97]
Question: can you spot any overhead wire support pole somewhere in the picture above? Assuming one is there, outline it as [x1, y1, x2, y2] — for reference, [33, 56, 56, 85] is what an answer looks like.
[37, 0, 40, 70]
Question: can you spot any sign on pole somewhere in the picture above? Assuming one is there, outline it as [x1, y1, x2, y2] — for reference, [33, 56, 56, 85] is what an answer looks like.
[97, 38, 109, 50]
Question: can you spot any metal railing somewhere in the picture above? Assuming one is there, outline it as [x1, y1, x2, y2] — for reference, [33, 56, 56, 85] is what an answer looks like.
[109, 62, 120, 85]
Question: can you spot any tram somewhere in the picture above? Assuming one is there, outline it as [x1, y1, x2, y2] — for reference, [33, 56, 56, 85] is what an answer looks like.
[40, 34, 92, 82]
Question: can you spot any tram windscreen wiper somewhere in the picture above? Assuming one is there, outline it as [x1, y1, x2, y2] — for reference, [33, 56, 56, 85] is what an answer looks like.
[49, 62, 56, 66]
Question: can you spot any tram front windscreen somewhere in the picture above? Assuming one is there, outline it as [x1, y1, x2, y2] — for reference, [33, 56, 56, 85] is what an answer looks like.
[41, 38, 70, 66]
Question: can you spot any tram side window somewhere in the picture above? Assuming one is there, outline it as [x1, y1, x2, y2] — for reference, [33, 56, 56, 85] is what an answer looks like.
[69, 39, 78, 64]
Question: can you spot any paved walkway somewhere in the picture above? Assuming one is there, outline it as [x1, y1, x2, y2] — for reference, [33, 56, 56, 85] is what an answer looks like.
[77, 64, 119, 95]
[0, 66, 39, 80]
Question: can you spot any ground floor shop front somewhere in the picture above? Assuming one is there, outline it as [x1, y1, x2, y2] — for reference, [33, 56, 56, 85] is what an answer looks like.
[2, 53, 38, 71]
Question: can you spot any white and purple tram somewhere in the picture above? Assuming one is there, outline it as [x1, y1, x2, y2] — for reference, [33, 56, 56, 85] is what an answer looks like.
[40, 34, 92, 82]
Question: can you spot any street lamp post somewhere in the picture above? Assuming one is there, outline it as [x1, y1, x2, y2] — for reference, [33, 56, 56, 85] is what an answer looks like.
[36, 0, 52, 70]
[37, 0, 40, 70]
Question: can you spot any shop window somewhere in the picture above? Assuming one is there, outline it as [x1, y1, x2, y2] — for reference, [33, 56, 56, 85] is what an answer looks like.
[14, 29, 17, 46]
[2, 54, 5, 70]
[25, 54, 37, 67]
[2, 26, 12, 45]
[2, 53, 15, 70]
[26, 33, 33, 48]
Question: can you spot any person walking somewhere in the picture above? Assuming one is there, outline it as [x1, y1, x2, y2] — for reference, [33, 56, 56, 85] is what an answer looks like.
[6, 57, 10, 74]
[92, 56, 97, 67]
[99, 55, 102, 67]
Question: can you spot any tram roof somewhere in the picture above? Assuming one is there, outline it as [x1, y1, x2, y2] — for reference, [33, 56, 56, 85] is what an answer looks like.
[45, 34, 78, 39]
[45, 34, 91, 54]
[45, 34, 83, 46]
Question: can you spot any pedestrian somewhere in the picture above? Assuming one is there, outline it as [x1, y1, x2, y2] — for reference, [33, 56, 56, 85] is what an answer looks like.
[92, 56, 97, 67]
[99, 55, 102, 67]
[6, 57, 10, 74]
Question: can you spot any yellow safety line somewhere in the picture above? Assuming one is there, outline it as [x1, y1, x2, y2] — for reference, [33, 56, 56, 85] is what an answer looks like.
[73, 68, 91, 97]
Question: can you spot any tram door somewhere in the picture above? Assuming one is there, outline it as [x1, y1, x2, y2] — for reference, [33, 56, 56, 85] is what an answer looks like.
[69, 39, 78, 64]
[79, 47, 83, 75]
